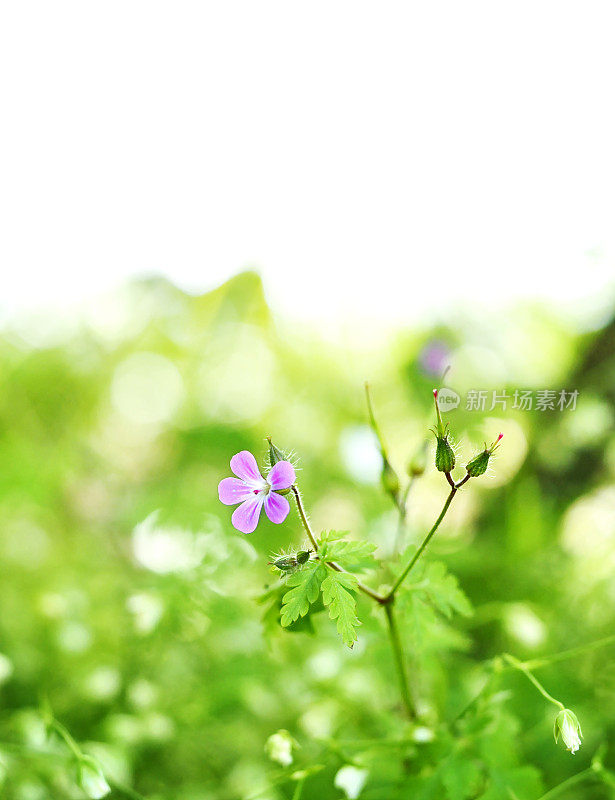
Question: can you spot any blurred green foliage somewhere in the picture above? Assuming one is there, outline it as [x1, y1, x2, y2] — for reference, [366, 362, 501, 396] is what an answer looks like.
[0, 272, 614, 799]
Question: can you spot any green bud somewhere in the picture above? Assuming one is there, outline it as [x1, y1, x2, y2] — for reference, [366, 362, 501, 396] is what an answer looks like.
[554, 708, 582, 754]
[272, 555, 297, 572]
[77, 756, 111, 799]
[432, 389, 456, 473]
[465, 433, 503, 478]
[407, 441, 428, 477]
[435, 435, 456, 472]
[266, 437, 287, 467]
[381, 459, 400, 499]
[270, 549, 313, 574]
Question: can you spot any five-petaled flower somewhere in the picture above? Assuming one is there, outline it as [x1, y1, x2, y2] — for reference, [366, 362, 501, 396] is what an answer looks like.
[218, 451, 295, 534]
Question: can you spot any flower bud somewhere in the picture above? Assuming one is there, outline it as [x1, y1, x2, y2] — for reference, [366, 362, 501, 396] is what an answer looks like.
[465, 433, 503, 478]
[432, 390, 456, 473]
[77, 756, 111, 799]
[381, 458, 401, 499]
[270, 549, 313, 574]
[265, 729, 296, 766]
[272, 555, 298, 572]
[407, 441, 428, 477]
[266, 437, 287, 467]
[554, 708, 582, 754]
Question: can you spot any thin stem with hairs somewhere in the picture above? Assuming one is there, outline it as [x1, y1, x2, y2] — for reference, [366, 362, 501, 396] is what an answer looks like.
[291, 484, 388, 605]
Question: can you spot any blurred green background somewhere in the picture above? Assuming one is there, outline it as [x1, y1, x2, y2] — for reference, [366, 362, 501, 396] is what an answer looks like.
[0, 271, 614, 799]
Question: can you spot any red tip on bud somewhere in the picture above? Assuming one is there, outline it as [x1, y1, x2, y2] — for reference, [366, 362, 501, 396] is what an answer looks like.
[497, 433, 504, 441]
[433, 389, 438, 399]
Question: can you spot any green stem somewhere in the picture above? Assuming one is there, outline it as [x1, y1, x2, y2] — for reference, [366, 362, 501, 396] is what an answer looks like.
[502, 654, 563, 709]
[291, 485, 388, 605]
[535, 768, 596, 800]
[388, 487, 457, 598]
[522, 633, 615, 671]
[49, 720, 83, 760]
[393, 478, 414, 554]
[108, 778, 149, 800]
[384, 603, 415, 718]
[291, 485, 319, 551]
[364, 382, 389, 461]
[291, 777, 306, 800]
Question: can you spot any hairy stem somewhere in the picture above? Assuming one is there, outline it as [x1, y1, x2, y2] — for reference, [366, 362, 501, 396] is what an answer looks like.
[388, 487, 457, 598]
[291, 485, 388, 605]
[384, 603, 415, 718]
[291, 485, 319, 551]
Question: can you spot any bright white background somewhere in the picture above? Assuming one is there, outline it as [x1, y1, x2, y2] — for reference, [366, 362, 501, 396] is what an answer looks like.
[1, 2, 614, 328]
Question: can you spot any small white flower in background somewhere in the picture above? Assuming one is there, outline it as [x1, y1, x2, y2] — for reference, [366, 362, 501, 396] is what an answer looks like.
[412, 725, 435, 743]
[334, 766, 369, 800]
[554, 708, 582, 754]
[77, 756, 111, 799]
[264, 730, 296, 767]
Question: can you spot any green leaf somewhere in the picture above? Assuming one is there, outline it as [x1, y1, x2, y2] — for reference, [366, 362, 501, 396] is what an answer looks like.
[477, 767, 543, 800]
[321, 570, 361, 648]
[280, 562, 327, 627]
[398, 560, 472, 619]
[320, 538, 378, 573]
[441, 755, 482, 800]
[422, 562, 472, 617]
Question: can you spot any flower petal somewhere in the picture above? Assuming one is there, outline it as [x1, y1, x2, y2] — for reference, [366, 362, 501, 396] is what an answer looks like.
[231, 495, 264, 534]
[230, 451, 263, 486]
[218, 477, 253, 506]
[264, 491, 290, 525]
[267, 461, 296, 491]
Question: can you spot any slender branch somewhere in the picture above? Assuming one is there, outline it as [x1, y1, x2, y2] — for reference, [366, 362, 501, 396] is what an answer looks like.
[535, 768, 596, 800]
[384, 603, 415, 718]
[291, 485, 319, 551]
[502, 654, 563, 709]
[291, 777, 306, 800]
[49, 720, 83, 760]
[393, 477, 414, 554]
[387, 487, 457, 598]
[291, 484, 388, 605]
[108, 778, 149, 800]
[445, 471, 456, 489]
[365, 382, 389, 461]
[522, 633, 615, 671]
[455, 473, 471, 489]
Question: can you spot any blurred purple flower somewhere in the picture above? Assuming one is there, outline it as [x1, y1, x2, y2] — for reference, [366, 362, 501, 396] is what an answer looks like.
[218, 451, 295, 534]
[419, 340, 451, 376]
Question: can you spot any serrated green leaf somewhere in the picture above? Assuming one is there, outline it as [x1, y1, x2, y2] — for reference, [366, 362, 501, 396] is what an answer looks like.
[422, 562, 472, 618]
[320, 537, 378, 573]
[398, 560, 472, 620]
[280, 562, 327, 627]
[321, 570, 360, 648]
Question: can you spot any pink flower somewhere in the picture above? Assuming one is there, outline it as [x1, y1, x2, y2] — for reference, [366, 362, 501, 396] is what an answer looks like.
[218, 451, 296, 534]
